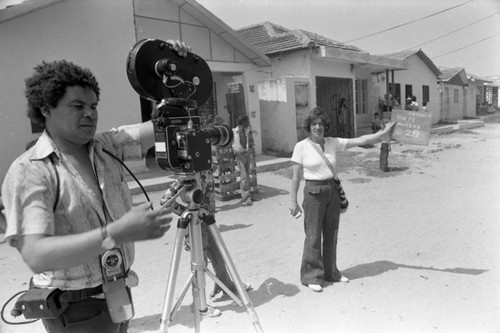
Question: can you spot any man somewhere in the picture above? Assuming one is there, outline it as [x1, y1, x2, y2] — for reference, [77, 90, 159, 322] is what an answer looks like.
[231, 115, 254, 206]
[410, 95, 419, 111]
[1, 41, 189, 332]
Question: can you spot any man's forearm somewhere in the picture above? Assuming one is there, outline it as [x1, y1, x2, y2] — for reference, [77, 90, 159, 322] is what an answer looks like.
[139, 121, 155, 154]
[19, 229, 104, 274]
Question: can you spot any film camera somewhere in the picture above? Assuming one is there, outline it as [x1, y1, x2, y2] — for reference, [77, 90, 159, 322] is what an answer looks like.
[126, 39, 232, 173]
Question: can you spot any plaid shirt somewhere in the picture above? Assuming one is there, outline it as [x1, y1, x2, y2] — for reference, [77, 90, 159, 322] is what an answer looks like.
[2, 124, 144, 290]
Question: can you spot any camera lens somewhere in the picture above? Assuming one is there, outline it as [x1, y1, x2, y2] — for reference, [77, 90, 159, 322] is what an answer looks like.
[203, 124, 233, 147]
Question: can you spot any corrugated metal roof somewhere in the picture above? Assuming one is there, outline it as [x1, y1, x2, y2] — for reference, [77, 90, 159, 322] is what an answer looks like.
[237, 21, 363, 56]
[380, 49, 441, 77]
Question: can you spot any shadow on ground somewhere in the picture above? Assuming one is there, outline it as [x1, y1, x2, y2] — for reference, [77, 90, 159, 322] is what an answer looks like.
[217, 223, 252, 233]
[343, 260, 488, 280]
[129, 277, 300, 332]
[216, 184, 288, 213]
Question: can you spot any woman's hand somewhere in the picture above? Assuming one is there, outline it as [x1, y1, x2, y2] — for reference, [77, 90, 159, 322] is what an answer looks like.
[381, 121, 397, 140]
[289, 203, 303, 219]
[166, 39, 191, 57]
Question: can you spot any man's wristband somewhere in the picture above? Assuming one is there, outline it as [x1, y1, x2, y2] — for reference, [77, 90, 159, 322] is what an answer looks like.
[100, 225, 116, 251]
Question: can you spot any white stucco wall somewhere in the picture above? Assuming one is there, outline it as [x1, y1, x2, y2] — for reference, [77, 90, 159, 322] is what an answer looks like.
[258, 77, 298, 153]
[442, 83, 466, 121]
[0, 0, 270, 181]
[0, 0, 138, 181]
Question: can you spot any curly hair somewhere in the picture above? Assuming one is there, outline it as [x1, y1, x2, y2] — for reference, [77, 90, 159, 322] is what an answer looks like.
[24, 60, 100, 128]
[304, 107, 330, 133]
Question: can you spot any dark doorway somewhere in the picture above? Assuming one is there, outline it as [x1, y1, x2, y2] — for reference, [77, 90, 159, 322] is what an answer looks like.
[225, 83, 246, 128]
[316, 77, 354, 138]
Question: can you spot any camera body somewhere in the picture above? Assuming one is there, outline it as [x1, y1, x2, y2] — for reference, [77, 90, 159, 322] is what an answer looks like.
[127, 39, 232, 173]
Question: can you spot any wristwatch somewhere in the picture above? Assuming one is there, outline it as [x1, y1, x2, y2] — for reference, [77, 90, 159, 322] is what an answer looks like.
[100, 226, 116, 251]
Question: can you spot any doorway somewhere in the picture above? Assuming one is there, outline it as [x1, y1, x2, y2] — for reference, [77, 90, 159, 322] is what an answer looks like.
[316, 76, 354, 138]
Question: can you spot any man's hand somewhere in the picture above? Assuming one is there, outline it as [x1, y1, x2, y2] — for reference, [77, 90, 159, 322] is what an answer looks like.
[109, 202, 172, 243]
[166, 39, 191, 57]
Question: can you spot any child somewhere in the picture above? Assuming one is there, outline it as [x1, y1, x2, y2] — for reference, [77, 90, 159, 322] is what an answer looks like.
[422, 101, 429, 112]
[372, 112, 382, 133]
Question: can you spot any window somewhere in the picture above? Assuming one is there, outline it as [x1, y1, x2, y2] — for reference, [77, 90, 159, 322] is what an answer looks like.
[422, 85, 429, 103]
[355, 79, 368, 114]
[454, 89, 459, 103]
[405, 84, 413, 99]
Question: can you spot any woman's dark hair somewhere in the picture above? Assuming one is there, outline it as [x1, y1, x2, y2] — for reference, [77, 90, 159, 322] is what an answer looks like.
[24, 60, 100, 129]
[304, 107, 330, 133]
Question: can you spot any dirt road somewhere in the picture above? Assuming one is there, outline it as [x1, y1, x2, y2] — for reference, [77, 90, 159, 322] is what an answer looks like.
[1, 120, 499, 333]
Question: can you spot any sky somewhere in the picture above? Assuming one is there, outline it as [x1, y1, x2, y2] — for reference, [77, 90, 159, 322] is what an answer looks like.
[0, 0, 498, 81]
[197, 0, 500, 81]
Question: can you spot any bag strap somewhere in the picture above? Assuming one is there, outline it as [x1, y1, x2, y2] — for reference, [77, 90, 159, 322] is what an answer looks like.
[306, 138, 338, 179]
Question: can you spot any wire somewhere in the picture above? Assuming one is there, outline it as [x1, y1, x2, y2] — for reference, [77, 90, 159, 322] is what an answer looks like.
[102, 149, 151, 204]
[431, 32, 500, 59]
[406, 11, 500, 50]
[343, 0, 476, 43]
[1, 290, 38, 325]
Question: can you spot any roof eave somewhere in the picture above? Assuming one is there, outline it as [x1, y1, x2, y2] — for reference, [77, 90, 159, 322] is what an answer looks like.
[0, 0, 62, 24]
[172, 0, 271, 67]
[316, 46, 407, 71]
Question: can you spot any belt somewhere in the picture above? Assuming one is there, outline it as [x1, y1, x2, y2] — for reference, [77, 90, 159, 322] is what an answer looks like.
[305, 178, 335, 186]
[59, 285, 104, 303]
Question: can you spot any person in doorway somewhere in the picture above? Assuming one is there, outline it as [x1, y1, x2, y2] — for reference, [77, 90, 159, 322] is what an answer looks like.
[1, 40, 191, 333]
[289, 107, 395, 292]
[410, 95, 419, 111]
[372, 112, 382, 133]
[337, 98, 349, 138]
[405, 97, 412, 111]
[232, 115, 254, 206]
[422, 101, 429, 112]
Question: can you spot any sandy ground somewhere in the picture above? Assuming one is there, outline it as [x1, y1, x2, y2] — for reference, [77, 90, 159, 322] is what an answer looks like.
[1, 120, 500, 333]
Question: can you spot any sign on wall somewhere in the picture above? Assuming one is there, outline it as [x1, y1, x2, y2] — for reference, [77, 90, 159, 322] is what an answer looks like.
[391, 109, 432, 146]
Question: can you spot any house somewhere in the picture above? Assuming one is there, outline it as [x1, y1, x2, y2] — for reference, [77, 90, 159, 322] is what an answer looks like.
[438, 67, 469, 121]
[466, 73, 492, 116]
[0, 0, 271, 181]
[377, 49, 442, 124]
[237, 22, 406, 154]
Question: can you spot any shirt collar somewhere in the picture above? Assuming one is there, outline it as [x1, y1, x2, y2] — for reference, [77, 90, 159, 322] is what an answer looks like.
[30, 130, 96, 161]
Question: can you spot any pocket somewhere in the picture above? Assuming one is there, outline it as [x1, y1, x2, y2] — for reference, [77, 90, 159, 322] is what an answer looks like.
[62, 298, 107, 327]
[305, 185, 321, 195]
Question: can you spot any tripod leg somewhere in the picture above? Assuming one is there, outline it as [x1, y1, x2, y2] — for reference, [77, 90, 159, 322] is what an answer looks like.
[159, 225, 188, 333]
[205, 269, 242, 306]
[188, 215, 208, 314]
[207, 224, 264, 333]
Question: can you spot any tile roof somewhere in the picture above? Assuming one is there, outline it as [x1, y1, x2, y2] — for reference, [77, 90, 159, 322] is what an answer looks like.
[237, 21, 363, 56]
[380, 49, 441, 77]
[439, 67, 464, 81]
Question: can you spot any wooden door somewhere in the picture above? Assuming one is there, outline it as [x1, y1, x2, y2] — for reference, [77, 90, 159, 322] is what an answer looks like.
[316, 77, 354, 138]
[225, 83, 246, 128]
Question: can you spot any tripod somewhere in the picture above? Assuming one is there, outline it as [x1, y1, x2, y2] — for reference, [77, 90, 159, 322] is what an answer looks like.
[158, 175, 264, 333]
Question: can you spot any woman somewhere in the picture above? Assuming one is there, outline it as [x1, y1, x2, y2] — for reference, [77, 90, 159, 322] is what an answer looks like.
[290, 107, 395, 292]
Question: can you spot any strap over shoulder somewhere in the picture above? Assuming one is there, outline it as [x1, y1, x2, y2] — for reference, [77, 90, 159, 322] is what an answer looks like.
[306, 138, 338, 179]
